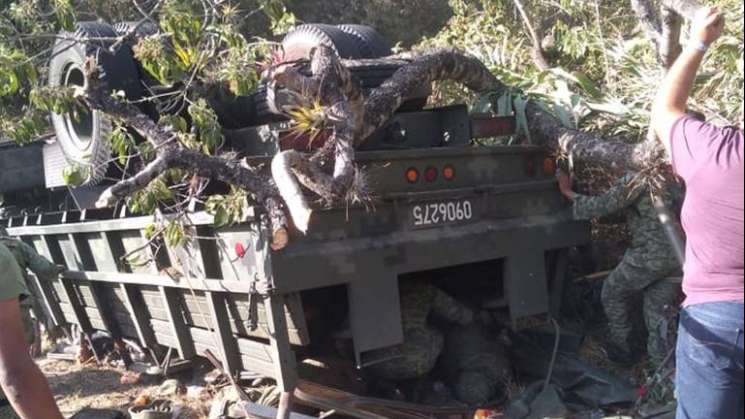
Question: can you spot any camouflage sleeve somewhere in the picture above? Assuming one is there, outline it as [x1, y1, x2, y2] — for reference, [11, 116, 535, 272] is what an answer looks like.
[430, 288, 475, 326]
[0, 244, 28, 302]
[572, 175, 645, 220]
[19, 242, 59, 280]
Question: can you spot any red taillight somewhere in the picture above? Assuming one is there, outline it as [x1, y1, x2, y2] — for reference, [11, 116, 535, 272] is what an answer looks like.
[443, 165, 456, 181]
[235, 243, 247, 259]
[406, 168, 420, 183]
[425, 167, 438, 183]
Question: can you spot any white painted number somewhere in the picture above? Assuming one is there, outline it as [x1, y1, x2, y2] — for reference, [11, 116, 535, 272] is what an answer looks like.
[413, 200, 473, 227]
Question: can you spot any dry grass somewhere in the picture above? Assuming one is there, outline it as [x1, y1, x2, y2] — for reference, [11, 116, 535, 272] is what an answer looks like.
[40, 360, 212, 419]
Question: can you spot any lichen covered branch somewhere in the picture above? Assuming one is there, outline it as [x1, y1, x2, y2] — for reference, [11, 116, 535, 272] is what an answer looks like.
[80, 58, 289, 249]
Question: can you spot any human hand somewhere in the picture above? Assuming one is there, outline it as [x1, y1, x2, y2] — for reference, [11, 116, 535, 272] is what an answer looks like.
[691, 6, 725, 46]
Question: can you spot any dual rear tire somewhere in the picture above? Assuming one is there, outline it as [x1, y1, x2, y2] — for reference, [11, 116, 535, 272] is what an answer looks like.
[49, 23, 427, 186]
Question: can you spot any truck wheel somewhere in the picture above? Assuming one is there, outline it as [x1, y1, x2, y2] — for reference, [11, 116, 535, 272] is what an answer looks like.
[113, 21, 159, 42]
[113, 21, 171, 120]
[49, 22, 143, 185]
[337, 24, 392, 58]
[281, 24, 364, 62]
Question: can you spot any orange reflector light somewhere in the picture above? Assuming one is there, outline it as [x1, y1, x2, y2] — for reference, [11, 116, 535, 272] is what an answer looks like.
[543, 157, 557, 176]
[406, 167, 420, 183]
[474, 410, 500, 419]
[425, 167, 438, 182]
[443, 165, 456, 181]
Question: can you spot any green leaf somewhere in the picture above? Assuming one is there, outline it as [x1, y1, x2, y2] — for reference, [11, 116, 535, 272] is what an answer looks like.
[572, 72, 601, 98]
[144, 223, 158, 240]
[165, 220, 185, 247]
[213, 206, 230, 228]
[62, 165, 89, 187]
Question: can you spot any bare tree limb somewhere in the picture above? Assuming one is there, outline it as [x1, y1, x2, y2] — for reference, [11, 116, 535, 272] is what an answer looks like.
[631, 0, 704, 67]
[79, 57, 289, 249]
[661, 0, 704, 20]
[513, 0, 551, 71]
[660, 5, 684, 68]
[362, 49, 507, 143]
[525, 101, 668, 175]
[631, 0, 663, 44]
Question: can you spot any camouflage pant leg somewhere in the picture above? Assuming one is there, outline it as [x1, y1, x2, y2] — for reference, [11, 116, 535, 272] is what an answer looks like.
[643, 279, 681, 366]
[601, 261, 663, 351]
[368, 328, 445, 381]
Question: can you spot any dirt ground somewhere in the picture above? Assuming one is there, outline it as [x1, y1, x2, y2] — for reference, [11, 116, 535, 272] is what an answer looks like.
[40, 359, 212, 419]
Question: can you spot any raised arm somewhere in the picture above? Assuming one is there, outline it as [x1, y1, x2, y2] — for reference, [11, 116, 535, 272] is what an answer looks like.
[651, 6, 725, 154]
[558, 172, 644, 220]
[18, 241, 63, 281]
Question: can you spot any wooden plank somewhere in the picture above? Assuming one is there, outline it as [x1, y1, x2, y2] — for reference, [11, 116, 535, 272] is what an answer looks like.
[31, 275, 65, 327]
[120, 283, 159, 349]
[26, 237, 66, 327]
[159, 286, 196, 360]
[58, 276, 94, 334]
[62, 271, 253, 294]
[58, 302, 78, 325]
[264, 295, 298, 391]
[68, 233, 120, 335]
[42, 235, 93, 333]
[8, 212, 215, 236]
[103, 228, 161, 350]
[207, 292, 242, 376]
[237, 337, 280, 380]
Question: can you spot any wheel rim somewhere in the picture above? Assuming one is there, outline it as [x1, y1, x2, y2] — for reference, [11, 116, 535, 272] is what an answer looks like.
[62, 64, 95, 152]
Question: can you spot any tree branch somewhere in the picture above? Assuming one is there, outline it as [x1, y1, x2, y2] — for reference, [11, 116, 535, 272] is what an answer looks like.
[660, 5, 684, 68]
[513, 0, 551, 71]
[661, 0, 704, 20]
[525, 101, 668, 175]
[79, 57, 289, 250]
[362, 49, 507, 143]
[631, 0, 704, 67]
[631, 0, 663, 45]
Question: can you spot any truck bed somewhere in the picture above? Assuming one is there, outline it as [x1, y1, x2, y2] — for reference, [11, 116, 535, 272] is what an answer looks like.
[4, 116, 589, 406]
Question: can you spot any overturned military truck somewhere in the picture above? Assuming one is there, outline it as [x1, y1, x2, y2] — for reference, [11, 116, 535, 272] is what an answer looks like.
[1, 22, 590, 418]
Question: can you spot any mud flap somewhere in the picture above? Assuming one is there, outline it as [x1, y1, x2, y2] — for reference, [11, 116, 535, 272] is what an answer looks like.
[347, 270, 403, 366]
[504, 251, 549, 325]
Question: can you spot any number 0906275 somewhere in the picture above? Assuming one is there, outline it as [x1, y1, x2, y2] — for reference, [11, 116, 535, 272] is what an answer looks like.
[411, 200, 474, 228]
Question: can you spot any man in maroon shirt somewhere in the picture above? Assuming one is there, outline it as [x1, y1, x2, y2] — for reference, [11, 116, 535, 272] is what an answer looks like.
[652, 6, 744, 419]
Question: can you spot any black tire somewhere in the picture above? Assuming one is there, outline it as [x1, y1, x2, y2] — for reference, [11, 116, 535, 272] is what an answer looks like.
[113, 21, 159, 42]
[281, 24, 363, 61]
[49, 22, 143, 185]
[114, 20, 172, 120]
[337, 25, 392, 58]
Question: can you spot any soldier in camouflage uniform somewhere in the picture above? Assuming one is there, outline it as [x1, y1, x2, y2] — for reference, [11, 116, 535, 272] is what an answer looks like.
[0, 227, 63, 353]
[0, 243, 64, 419]
[440, 324, 511, 406]
[558, 172, 682, 366]
[367, 280, 475, 381]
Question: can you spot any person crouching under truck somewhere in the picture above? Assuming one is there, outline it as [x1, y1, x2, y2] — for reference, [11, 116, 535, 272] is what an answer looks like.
[0, 242, 65, 419]
[0, 227, 66, 357]
[556, 170, 683, 367]
[364, 280, 509, 404]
